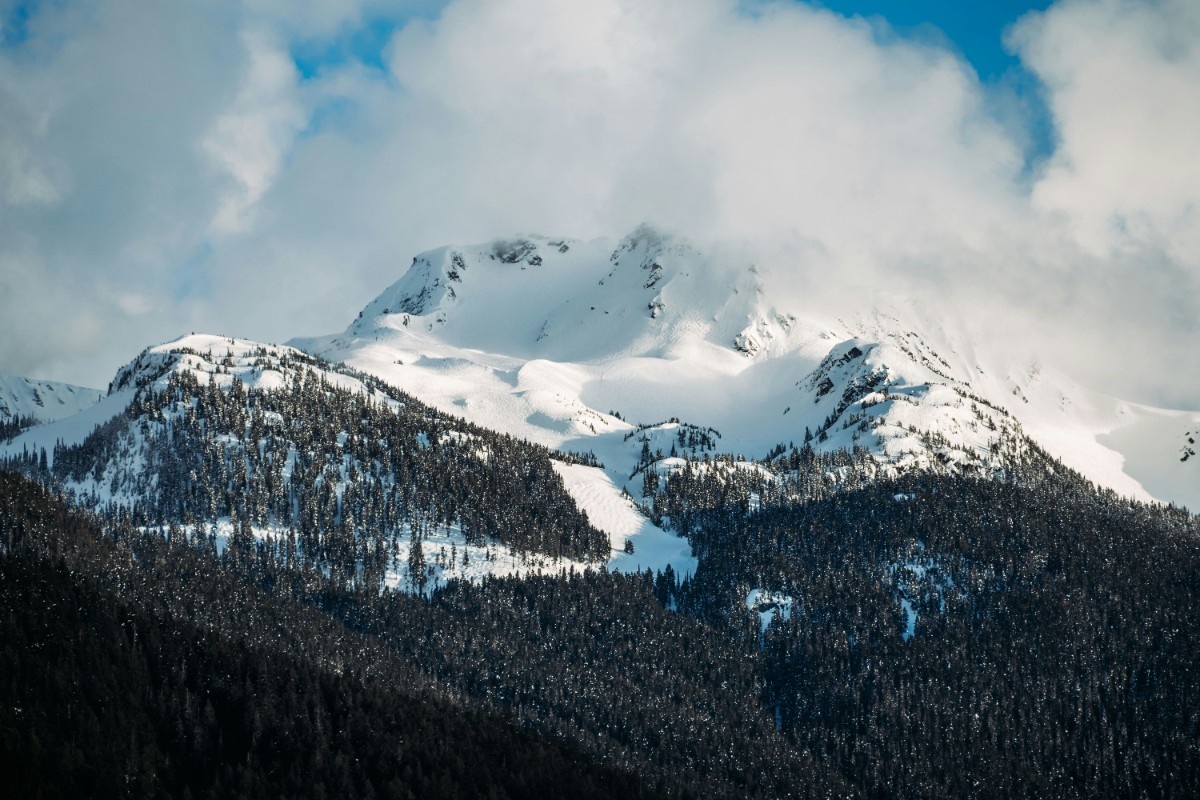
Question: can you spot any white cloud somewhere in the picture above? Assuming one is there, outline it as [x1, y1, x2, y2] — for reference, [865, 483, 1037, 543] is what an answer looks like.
[0, 0, 1196, 408]
[1012, 0, 1200, 270]
[0, 55, 62, 206]
[203, 30, 305, 234]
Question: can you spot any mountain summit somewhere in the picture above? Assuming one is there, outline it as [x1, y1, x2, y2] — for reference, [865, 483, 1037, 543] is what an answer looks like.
[294, 226, 1200, 510]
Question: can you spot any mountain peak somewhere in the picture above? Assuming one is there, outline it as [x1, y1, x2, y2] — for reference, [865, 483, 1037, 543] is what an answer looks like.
[289, 229, 1200, 511]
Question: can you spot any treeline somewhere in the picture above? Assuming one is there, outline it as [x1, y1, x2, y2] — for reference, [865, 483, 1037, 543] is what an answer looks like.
[0, 413, 38, 443]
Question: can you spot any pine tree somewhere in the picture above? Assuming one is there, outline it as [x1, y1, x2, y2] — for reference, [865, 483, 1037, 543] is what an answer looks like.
[408, 528, 426, 593]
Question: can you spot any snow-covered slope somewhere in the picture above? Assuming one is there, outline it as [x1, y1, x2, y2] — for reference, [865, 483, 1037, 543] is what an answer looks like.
[0, 374, 102, 428]
[294, 226, 1200, 511]
[0, 333, 696, 585]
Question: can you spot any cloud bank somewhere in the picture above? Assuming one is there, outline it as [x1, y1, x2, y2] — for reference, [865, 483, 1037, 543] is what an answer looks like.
[0, 0, 1196, 406]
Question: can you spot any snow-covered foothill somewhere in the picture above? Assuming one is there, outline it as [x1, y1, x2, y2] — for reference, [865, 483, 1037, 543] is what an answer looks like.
[1, 334, 391, 470]
[4, 331, 699, 593]
[1, 388, 136, 465]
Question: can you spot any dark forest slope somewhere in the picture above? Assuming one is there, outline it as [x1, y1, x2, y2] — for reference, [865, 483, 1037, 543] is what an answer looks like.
[0, 471, 660, 800]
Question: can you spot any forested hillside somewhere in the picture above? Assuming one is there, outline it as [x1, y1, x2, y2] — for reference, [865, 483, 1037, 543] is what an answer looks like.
[645, 447, 1200, 797]
[7, 442, 1200, 797]
[0, 471, 662, 800]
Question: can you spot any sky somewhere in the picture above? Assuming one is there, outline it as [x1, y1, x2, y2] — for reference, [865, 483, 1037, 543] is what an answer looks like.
[0, 0, 1197, 409]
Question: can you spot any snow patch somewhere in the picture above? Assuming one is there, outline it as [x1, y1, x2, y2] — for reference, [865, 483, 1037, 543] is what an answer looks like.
[552, 462, 696, 577]
[746, 588, 796, 634]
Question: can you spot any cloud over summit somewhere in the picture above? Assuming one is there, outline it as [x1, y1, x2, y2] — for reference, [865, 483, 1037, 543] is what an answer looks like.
[0, 0, 1196, 406]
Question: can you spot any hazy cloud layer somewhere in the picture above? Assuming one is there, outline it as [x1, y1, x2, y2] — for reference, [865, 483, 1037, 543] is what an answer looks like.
[0, 0, 1196, 407]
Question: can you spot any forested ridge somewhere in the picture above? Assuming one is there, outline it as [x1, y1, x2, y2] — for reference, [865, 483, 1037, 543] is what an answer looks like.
[0, 412, 39, 442]
[5, 343, 611, 577]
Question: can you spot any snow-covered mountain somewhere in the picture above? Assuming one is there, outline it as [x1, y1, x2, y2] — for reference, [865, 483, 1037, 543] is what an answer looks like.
[0, 373, 102, 430]
[294, 225, 1200, 511]
[3, 226, 1194, 599]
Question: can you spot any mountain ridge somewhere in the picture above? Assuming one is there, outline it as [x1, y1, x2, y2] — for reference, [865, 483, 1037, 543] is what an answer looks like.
[0, 332, 693, 586]
[0, 374, 103, 437]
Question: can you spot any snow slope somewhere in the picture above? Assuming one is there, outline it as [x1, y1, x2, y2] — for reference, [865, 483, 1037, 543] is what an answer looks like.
[553, 461, 696, 577]
[1, 332, 697, 584]
[0, 374, 102, 427]
[294, 226, 1200, 511]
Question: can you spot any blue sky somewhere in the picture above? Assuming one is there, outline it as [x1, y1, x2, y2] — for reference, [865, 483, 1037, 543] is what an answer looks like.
[291, 12, 417, 80]
[0, 1, 32, 46]
[2, 0, 1057, 82]
[812, 1, 1054, 82]
[812, 1, 1058, 163]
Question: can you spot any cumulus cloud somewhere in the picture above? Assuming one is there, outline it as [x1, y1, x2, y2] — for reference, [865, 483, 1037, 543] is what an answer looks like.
[203, 30, 305, 234]
[0, 87, 60, 207]
[372, 0, 1027, 272]
[1013, 0, 1200, 268]
[0, 0, 1196, 407]
[1009, 0, 1200, 402]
